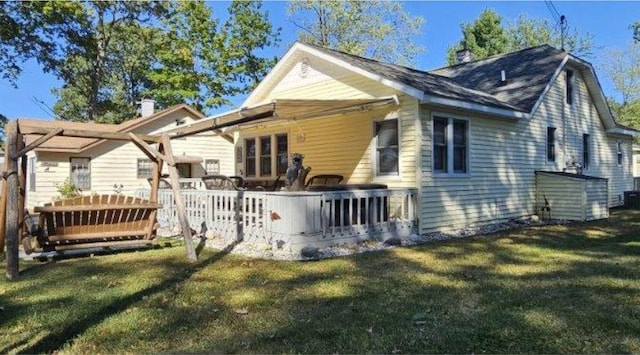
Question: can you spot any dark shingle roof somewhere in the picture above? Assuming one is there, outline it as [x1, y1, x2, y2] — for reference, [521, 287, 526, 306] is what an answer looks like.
[305, 42, 568, 113]
[430, 45, 567, 112]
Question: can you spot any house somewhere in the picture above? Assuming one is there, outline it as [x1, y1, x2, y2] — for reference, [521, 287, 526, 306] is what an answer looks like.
[211, 41, 636, 234]
[23, 101, 234, 209]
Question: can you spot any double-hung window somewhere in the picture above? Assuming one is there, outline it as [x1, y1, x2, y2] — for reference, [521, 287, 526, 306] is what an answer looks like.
[260, 136, 272, 176]
[28, 157, 36, 192]
[276, 134, 288, 175]
[433, 116, 468, 174]
[582, 134, 590, 170]
[375, 119, 399, 175]
[137, 159, 153, 179]
[205, 159, 220, 174]
[70, 157, 91, 190]
[566, 69, 574, 106]
[547, 127, 556, 162]
[617, 142, 623, 165]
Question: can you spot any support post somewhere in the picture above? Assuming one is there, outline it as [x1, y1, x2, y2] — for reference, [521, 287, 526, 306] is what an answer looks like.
[18, 135, 26, 243]
[0, 132, 8, 252]
[5, 121, 20, 280]
[160, 134, 196, 261]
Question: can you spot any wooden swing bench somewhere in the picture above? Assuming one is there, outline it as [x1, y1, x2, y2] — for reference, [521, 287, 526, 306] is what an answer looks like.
[30, 195, 161, 252]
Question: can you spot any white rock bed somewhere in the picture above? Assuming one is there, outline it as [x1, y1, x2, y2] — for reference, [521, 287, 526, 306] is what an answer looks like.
[162, 216, 573, 261]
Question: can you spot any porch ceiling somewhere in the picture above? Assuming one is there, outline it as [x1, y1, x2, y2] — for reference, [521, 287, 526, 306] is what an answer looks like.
[165, 96, 399, 139]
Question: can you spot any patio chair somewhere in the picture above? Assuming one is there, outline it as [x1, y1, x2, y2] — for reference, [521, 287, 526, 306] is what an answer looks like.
[201, 174, 244, 190]
[251, 175, 282, 191]
[147, 175, 172, 189]
[305, 174, 344, 188]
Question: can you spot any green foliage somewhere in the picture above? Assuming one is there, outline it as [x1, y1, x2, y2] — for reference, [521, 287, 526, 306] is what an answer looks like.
[505, 14, 594, 58]
[54, 178, 81, 199]
[0, 113, 7, 148]
[446, 9, 508, 65]
[446, 9, 595, 64]
[147, 1, 279, 111]
[0, 0, 279, 122]
[287, 0, 424, 66]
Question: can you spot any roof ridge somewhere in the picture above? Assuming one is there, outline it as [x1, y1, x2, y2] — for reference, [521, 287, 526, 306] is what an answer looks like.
[429, 44, 561, 73]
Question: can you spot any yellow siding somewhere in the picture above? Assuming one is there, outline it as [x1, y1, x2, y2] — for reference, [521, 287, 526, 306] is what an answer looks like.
[27, 109, 234, 208]
[237, 54, 420, 188]
[236, 95, 418, 188]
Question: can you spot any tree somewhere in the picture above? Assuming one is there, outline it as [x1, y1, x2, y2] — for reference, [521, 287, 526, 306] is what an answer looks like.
[632, 22, 640, 42]
[446, 9, 508, 65]
[147, 1, 279, 111]
[0, 113, 7, 148]
[603, 41, 640, 128]
[446, 9, 595, 64]
[505, 14, 595, 59]
[287, 0, 424, 66]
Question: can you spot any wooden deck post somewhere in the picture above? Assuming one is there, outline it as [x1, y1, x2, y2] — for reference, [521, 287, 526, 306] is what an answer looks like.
[18, 135, 26, 242]
[160, 134, 197, 261]
[5, 120, 20, 280]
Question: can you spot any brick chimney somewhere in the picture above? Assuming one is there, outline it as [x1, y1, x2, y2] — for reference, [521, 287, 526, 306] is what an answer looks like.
[139, 99, 156, 118]
[455, 48, 475, 64]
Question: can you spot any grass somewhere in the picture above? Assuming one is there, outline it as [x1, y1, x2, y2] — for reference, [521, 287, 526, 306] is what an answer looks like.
[1, 209, 640, 354]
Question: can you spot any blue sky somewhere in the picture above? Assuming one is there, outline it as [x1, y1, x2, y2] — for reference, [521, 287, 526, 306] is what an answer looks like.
[1, 1, 638, 120]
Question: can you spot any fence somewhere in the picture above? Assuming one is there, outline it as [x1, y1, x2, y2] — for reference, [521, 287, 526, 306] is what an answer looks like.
[137, 188, 418, 251]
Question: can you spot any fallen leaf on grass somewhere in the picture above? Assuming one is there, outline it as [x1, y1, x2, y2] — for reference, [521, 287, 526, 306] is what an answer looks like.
[234, 308, 249, 315]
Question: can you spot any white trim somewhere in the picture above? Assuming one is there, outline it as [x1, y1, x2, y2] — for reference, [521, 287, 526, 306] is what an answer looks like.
[431, 111, 471, 177]
[528, 55, 570, 117]
[421, 95, 528, 120]
[607, 127, 640, 137]
[371, 114, 401, 179]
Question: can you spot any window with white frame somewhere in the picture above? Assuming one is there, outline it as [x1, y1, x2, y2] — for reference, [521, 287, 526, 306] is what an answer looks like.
[375, 119, 399, 175]
[70, 157, 91, 190]
[617, 142, 623, 165]
[28, 157, 36, 192]
[137, 158, 153, 179]
[582, 134, 590, 170]
[244, 133, 288, 177]
[205, 159, 220, 174]
[433, 116, 468, 174]
[547, 127, 556, 162]
[276, 134, 288, 175]
[566, 69, 574, 106]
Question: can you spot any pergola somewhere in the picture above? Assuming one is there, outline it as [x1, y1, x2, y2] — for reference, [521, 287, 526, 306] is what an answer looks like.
[1, 97, 398, 280]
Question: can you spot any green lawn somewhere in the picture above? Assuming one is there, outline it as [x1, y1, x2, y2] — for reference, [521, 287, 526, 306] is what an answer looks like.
[2, 209, 640, 354]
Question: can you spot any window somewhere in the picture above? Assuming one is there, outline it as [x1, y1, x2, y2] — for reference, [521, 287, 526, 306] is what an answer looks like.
[28, 157, 36, 192]
[433, 118, 447, 173]
[176, 163, 192, 178]
[245, 138, 256, 177]
[137, 159, 153, 179]
[617, 142, 623, 165]
[260, 136, 272, 176]
[582, 134, 590, 170]
[70, 157, 91, 190]
[276, 134, 288, 175]
[375, 119, 399, 175]
[205, 159, 220, 174]
[433, 116, 468, 174]
[244, 134, 288, 177]
[547, 127, 556, 162]
[566, 69, 574, 105]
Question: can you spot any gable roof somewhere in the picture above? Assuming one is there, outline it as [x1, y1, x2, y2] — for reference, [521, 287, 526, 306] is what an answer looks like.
[22, 104, 204, 153]
[303, 42, 523, 112]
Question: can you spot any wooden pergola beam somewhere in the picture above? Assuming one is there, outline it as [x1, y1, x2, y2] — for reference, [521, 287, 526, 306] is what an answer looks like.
[160, 134, 197, 261]
[17, 123, 160, 143]
[4, 121, 19, 280]
[11, 127, 63, 159]
[128, 133, 167, 162]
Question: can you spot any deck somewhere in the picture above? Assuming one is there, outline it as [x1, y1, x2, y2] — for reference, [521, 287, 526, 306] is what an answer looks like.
[137, 186, 418, 252]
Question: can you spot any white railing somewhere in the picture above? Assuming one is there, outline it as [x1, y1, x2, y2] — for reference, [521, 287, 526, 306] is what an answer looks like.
[137, 188, 418, 251]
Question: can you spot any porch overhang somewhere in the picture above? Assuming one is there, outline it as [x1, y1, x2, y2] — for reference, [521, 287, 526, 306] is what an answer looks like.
[164, 96, 399, 139]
